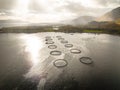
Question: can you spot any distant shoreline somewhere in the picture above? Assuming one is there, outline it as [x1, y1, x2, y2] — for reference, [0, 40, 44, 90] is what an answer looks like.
[0, 25, 120, 35]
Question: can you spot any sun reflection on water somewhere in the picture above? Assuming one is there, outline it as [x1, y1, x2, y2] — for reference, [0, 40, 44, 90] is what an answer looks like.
[21, 35, 43, 65]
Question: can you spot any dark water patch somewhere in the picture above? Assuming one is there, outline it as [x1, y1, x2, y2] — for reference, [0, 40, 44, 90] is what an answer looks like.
[45, 76, 79, 90]
[44, 73, 120, 90]
[0, 54, 31, 90]
[16, 78, 39, 90]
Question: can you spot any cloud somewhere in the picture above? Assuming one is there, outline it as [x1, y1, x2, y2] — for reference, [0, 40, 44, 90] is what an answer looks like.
[0, 0, 16, 9]
[29, 0, 47, 12]
[96, 0, 120, 6]
[55, 1, 113, 16]
[0, 0, 119, 22]
[0, 0, 119, 15]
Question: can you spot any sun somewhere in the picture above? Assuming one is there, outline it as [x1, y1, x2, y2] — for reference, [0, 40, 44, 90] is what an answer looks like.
[13, 0, 30, 16]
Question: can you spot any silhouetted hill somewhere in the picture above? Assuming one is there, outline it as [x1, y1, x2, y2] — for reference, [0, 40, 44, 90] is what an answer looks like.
[97, 7, 120, 21]
[86, 21, 120, 33]
[85, 7, 120, 31]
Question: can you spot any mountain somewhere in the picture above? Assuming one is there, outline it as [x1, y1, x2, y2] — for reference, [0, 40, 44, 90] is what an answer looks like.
[115, 19, 120, 25]
[85, 7, 120, 31]
[97, 7, 120, 22]
[68, 7, 120, 26]
[71, 16, 96, 25]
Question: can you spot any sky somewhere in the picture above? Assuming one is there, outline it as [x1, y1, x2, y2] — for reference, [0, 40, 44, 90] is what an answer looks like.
[0, 0, 119, 23]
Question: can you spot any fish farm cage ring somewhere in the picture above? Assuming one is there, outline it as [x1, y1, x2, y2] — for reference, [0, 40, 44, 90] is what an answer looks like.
[70, 49, 81, 54]
[58, 38, 65, 40]
[61, 40, 68, 44]
[45, 36, 51, 38]
[45, 39, 53, 41]
[65, 44, 73, 48]
[70, 33, 74, 35]
[53, 59, 68, 68]
[56, 36, 62, 38]
[50, 50, 62, 56]
[48, 45, 57, 49]
[80, 57, 93, 64]
[46, 41, 54, 44]
[45, 37, 51, 39]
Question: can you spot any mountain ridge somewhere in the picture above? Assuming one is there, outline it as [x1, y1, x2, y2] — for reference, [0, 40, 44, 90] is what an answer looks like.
[96, 7, 120, 22]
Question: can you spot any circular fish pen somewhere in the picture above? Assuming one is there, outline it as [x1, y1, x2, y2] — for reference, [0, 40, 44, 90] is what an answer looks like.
[65, 44, 73, 48]
[70, 33, 74, 35]
[48, 45, 57, 49]
[80, 57, 93, 64]
[70, 49, 81, 54]
[61, 40, 68, 44]
[46, 41, 54, 44]
[58, 38, 65, 40]
[56, 36, 62, 38]
[53, 59, 68, 68]
[50, 50, 62, 56]
[45, 36, 51, 39]
[45, 38, 53, 41]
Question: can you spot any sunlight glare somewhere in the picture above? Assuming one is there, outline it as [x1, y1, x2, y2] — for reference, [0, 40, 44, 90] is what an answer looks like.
[21, 35, 43, 65]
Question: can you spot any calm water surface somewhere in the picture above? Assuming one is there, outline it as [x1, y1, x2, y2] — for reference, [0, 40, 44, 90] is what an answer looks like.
[0, 32, 120, 90]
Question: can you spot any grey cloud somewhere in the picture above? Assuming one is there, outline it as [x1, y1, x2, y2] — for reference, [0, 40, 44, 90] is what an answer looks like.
[96, 0, 120, 6]
[56, 1, 106, 16]
[0, 0, 45, 13]
[0, 10, 14, 16]
[29, 0, 44, 12]
[55, 0, 119, 17]
[56, 1, 86, 14]
[0, 0, 16, 9]
[0, 0, 119, 17]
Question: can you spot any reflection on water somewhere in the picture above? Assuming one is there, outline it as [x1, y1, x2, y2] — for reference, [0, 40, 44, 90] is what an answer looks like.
[20, 34, 56, 90]
[1, 33, 120, 90]
[21, 35, 43, 65]
[20, 33, 120, 90]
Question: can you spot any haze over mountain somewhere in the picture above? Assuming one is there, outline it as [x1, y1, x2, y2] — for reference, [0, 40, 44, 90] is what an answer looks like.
[70, 16, 96, 25]
[97, 7, 120, 22]
[69, 7, 120, 26]
[85, 7, 120, 30]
